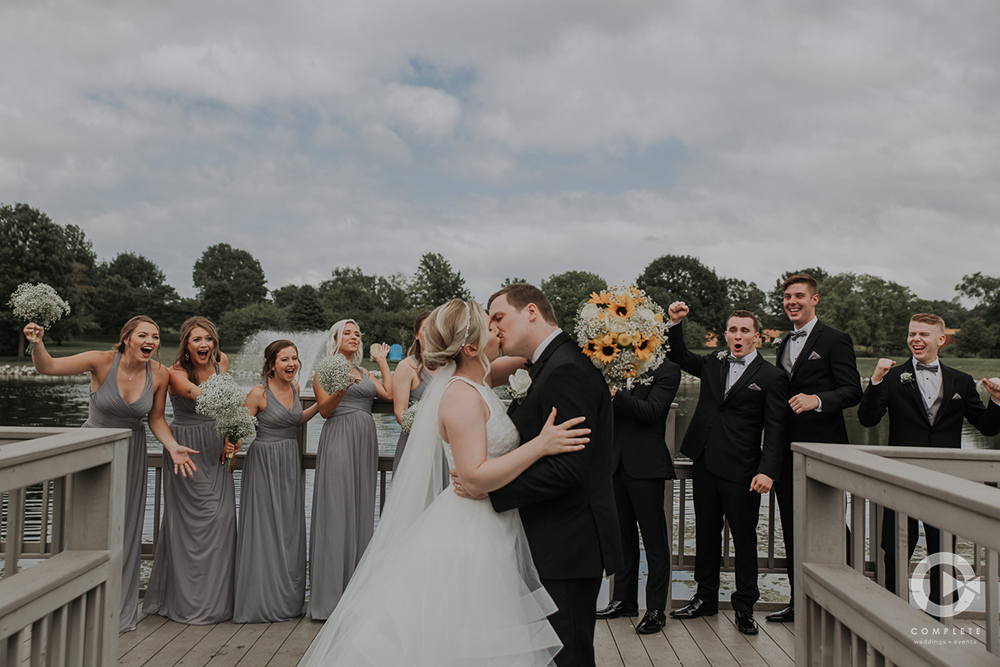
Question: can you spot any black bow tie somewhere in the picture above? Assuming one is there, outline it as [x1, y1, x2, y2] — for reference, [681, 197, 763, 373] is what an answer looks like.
[727, 355, 746, 366]
[789, 329, 808, 341]
[915, 362, 939, 373]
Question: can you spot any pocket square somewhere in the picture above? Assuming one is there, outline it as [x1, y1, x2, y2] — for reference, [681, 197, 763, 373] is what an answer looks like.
[952, 393, 963, 400]
[748, 383, 762, 391]
[808, 351, 822, 360]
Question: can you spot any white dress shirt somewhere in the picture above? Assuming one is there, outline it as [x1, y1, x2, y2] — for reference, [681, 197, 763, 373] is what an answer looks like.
[726, 349, 758, 393]
[787, 316, 818, 368]
[531, 328, 563, 364]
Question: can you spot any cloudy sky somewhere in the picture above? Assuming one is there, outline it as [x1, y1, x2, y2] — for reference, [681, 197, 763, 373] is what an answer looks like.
[2, 1, 998, 303]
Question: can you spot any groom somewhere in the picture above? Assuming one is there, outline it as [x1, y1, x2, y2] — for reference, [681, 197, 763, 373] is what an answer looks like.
[482, 283, 621, 667]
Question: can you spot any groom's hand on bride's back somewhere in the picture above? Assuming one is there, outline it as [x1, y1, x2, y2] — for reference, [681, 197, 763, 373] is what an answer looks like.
[450, 469, 488, 499]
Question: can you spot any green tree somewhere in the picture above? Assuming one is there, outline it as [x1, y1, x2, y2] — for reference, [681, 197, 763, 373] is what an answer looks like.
[725, 278, 767, 316]
[955, 317, 998, 357]
[540, 270, 607, 330]
[909, 297, 968, 329]
[93, 252, 181, 331]
[217, 302, 288, 348]
[500, 277, 529, 288]
[0, 203, 95, 356]
[287, 285, 327, 331]
[636, 255, 728, 334]
[271, 285, 301, 305]
[193, 244, 268, 320]
[408, 253, 471, 310]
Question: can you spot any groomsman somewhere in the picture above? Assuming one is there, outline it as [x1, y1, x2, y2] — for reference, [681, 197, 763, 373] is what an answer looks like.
[769, 273, 862, 623]
[596, 357, 681, 634]
[665, 304, 788, 635]
[858, 313, 1000, 598]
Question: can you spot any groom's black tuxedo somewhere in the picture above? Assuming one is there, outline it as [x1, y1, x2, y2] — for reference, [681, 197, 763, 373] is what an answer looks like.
[667, 323, 788, 612]
[772, 319, 861, 598]
[858, 359, 1000, 595]
[490, 330, 621, 667]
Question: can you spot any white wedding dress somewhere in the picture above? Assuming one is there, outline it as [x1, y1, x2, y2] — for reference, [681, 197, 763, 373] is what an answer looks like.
[299, 366, 561, 666]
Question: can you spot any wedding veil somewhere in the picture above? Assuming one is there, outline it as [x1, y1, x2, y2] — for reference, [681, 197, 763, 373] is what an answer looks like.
[298, 362, 456, 665]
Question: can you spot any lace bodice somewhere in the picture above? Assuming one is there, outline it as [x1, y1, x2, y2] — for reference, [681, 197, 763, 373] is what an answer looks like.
[442, 377, 521, 469]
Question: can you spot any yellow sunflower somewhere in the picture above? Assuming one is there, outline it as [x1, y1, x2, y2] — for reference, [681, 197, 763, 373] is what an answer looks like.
[609, 294, 636, 319]
[594, 339, 619, 363]
[583, 339, 600, 357]
[589, 291, 611, 305]
[634, 335, 661, 361]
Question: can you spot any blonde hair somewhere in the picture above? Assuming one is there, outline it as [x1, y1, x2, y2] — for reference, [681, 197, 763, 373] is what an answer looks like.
[423, 300, 491, 376]
[911, 313, 946, 335]
[326, 319, 363, 365]
[115, 315, 161, 363]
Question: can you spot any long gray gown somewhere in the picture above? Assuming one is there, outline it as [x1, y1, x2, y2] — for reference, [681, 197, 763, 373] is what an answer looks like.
[143, 364, 237, 624]
[233, 383, 306, 623]
[308, 372, 378, 620]
[391, 362, 431, 472]
[82, 350, 153, 633]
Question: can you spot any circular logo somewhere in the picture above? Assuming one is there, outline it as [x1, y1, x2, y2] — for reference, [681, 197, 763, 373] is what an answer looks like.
[909, 553, 980, 617]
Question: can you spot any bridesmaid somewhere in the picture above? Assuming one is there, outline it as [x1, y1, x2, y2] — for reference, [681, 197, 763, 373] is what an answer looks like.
[24, 317, 197, 633]
[309, 319, 392, 620]
[144, 316, 237, 624]
[391, 311, 434, 473]
[233, 340, 319, 623]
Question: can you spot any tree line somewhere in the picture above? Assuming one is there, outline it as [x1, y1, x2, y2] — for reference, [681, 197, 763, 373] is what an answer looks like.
[3, 202, 998, 358]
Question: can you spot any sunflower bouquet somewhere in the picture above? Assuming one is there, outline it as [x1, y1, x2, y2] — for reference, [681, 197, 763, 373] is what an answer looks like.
[8, 282, 71, 355]
[575, 285, 668, 390]
[196, 372, 257, 472]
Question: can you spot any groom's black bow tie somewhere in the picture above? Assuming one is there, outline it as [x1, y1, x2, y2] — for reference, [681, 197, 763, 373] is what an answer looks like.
[727, 355, 746, 366]
[915, 362, 939, 373]
[789, 328, 808, 341]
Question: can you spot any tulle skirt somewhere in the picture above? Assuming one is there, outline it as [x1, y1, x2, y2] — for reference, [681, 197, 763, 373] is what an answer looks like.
[299, 490, 561, 666]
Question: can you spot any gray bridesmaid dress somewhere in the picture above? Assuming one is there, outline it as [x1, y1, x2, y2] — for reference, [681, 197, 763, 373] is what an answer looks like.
[391, 362, 432, 472]
[308, 372, 378, 620]
[233, 383, 306, 623]
[143, 363, 237, 624]
[82, 350, 153, 633]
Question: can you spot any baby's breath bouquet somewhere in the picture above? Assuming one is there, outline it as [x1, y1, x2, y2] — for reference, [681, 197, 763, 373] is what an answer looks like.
[8, 282, 71, 355]
[315, 353, 356, 395]
[575, 285, 668, 390]
[400, 401, 420, 433]
[196, 373, 257, 472]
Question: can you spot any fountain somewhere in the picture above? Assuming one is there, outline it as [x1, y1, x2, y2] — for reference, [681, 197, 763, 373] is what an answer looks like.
[232, 329, 332, 392]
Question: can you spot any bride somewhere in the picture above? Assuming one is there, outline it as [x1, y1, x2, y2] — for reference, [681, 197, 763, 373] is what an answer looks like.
[299, 299, 591, 666]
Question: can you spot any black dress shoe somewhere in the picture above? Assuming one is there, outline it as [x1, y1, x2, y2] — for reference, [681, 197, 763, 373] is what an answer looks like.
[635, 609, 667, 634]
[596, 600, 639, 619]
[669, 597, 718, 619]
[735, 610, 759, 635]
[765, 604, 794, 623]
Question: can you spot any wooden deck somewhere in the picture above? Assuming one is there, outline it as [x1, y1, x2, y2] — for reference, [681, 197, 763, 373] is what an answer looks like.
[116, 607, 799, 666]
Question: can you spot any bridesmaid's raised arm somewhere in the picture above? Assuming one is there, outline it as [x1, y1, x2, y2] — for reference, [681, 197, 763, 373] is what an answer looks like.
[24, 323, 108, 379]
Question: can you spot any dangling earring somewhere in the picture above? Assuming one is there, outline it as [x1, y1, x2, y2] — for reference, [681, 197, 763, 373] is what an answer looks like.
[184, 351, 190, 361]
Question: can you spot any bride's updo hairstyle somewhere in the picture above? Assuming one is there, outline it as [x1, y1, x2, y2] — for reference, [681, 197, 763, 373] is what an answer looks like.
[422, 299, 490, 375]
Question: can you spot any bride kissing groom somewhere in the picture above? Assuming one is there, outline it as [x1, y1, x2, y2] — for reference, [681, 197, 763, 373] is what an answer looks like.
[464, 283, 622, 667]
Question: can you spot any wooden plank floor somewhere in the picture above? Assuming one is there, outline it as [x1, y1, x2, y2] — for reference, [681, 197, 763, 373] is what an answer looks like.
[118, 608, 794, 666]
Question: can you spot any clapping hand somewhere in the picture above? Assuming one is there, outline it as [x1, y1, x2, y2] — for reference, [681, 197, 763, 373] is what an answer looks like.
[871, 358, 896, 383]
[372, 343, 390, 363]
[668, 301, 689, 324]
[982, 377, 1000, 403]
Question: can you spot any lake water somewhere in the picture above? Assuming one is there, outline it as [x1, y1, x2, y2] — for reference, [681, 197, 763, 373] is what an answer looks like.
[2, 376, 997, 606]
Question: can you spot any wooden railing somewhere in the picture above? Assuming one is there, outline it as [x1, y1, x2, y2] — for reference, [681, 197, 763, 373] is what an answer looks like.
[794, 443, 1000, 666]
[0, 426, 131, 666]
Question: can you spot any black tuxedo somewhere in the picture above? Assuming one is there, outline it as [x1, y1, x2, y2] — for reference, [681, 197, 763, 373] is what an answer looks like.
[490, 330, 621, 667]
[858, 359, 1000, 596]
[610, 358, 680, 612]
[667, 323, 788, 612]
[773, 319, 862, 597]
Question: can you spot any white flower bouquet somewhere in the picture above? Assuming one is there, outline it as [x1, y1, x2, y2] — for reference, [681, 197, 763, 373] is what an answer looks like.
[400, 401, 420, 433]
[8, 282, 71, 355]
[574, 285, 668, 390]
[196, 373, 257, 471]
[315, 354, 356, 395]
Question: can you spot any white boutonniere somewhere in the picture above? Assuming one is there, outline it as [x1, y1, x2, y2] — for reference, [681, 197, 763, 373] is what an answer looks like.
[771, 335, 786, 348]
[900, 372, 915, 385]
[716, 350, 729, 362]
[509, 368, 532, 403]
